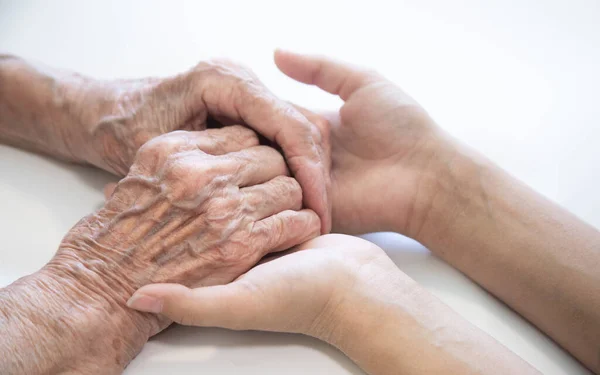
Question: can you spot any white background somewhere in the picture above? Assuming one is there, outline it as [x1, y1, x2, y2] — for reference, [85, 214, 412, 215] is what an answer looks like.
[0, 0, 598, 374]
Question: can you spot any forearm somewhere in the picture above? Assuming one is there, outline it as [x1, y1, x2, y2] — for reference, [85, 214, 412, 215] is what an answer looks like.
[326, 271, 538, 375]
[0, 55, 116, 165]
[407, 138, 600, 371]
[0, 263, 157, 375]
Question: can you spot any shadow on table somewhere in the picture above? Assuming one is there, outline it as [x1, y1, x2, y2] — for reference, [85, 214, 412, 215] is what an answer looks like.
[0, 145, 117, 218]
[127, 325, 365, 374]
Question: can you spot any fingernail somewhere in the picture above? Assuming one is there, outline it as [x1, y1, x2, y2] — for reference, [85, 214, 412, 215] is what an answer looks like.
[127, 293, 163, 314]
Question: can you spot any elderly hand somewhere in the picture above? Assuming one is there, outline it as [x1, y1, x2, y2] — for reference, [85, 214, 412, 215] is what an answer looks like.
[90, 60, 330, 232]
[0, 56, 330, 232]
[43, 126, 320, 371]
[274, 50, 453, 235]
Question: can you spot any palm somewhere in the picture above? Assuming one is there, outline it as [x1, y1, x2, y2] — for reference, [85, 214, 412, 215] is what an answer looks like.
[325, 82, 437, 234]
[228, 234, 383, 335]
[232, 245, 342, 333]
[274, 50, 441, 234]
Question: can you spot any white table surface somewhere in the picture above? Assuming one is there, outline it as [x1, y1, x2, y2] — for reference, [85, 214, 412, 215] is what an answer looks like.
[1, 0, 598, 374]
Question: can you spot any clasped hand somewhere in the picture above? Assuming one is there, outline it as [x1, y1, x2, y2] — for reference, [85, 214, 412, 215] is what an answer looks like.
[52, 125, 320, 327]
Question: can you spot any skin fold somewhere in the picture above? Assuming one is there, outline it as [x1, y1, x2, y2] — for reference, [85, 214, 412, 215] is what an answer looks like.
[0, 127, 321, 374]
[130, 51, 600, 374]
[0, 58, 324, 374]
[0, 54, 331, 231]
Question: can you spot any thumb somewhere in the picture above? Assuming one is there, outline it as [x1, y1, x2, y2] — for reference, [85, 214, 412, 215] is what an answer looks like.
[127, 282, 261, 329]
[274, 49, 381, 100]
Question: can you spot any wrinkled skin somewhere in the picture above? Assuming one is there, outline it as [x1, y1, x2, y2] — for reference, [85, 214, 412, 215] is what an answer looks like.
[38, 126, 320, 372]
[55, 125, 320, 296]
[87, 60, 331, 231]
[0, 55, 331, 231]
[127, 51, 456, 340]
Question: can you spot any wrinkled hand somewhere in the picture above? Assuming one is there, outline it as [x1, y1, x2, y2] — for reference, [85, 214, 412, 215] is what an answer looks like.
[274, 50, 454, 235]
[49, 126, 320, 341]
[75, 59, 330, 231]
[127, 234, 398, 341]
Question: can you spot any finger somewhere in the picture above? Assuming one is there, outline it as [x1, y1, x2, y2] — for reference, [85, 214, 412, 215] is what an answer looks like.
[227, 146, 289, 187]
[274, 49, 381, 101]
[188, 125, 259, 155]
[193, 61, 331, 233]
[103, 183, 117, 200]
[288, 104, 328, 135]
[241, 176, 302, 220]
[288, 104, 331, 165]
[127, 282, 262, 330]
[252, 209, 321, 255]
[133, 127, 259, 176]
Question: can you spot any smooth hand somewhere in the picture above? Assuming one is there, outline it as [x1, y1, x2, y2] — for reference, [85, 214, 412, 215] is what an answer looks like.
[129, 233, 540, 375]
[274, 50, 456, 235]
[127, 234, 397, 340]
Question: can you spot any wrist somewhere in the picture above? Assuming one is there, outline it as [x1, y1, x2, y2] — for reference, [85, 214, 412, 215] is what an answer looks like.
[318, 268, 424, 369]
[39, 256, 161, 372]
[79, 78, 162, 175]
[391, 132, 491, 244]
[0, 56, 98, 163]
[0, 266, 156, 375]
[62, 77, 123, 170]
[310, 253, 414, 346]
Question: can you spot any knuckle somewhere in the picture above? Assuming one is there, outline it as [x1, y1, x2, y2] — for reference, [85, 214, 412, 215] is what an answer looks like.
[205, 194, 241, 222]
[244, 187, 263, 208]
[163, 153, 191, 179]
[271, 214, 287, 239]
[201, 131, 226, 155]
[162, 154, 219, 203]
[138, 131, 187, 158]
[197, 58, 254, 81]
[272, 175, 301, 197]
[227, 125, 260, 148]
[249, 219, 269, 241]
[137, 136, 162, 158]
[206, 57, 238, 69]
[193, 59, 221, 75]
